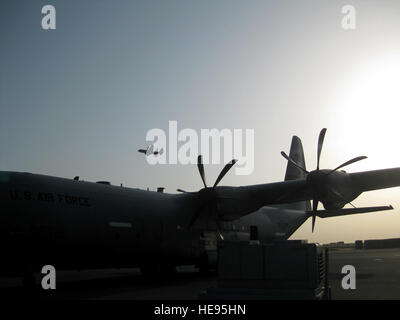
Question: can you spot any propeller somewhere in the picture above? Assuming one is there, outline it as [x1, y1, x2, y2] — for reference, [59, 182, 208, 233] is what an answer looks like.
[185, 155, 237, 239]
[281, 128, 367, 232]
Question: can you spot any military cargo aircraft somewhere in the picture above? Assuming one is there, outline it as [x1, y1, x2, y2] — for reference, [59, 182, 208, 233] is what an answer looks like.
[0, 129, 399, 280]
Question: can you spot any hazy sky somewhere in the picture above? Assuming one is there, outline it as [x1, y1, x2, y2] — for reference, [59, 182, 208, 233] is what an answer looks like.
[1, 0, 400, 243]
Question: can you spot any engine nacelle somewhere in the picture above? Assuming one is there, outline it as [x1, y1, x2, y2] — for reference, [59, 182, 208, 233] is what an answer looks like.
[308, 169, 360, 209]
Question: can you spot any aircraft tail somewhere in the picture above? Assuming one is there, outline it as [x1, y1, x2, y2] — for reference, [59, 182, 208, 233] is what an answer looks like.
[283, 135, 311, 211]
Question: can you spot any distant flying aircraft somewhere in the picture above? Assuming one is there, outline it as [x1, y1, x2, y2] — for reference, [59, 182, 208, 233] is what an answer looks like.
[138, 144, 163, 156]
[0, 128, 399, 282]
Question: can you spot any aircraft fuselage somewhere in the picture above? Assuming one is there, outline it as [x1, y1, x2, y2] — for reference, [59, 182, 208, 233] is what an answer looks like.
[1, 171, 305, 274]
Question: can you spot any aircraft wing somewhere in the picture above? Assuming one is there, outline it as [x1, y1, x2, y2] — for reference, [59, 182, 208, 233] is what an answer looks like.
[243, 179, 312, 205]
[191, 166, 400, 223]
[216, 179, 313, 221]
[243, 168, 400, 206]
[350, 168, 400, 193]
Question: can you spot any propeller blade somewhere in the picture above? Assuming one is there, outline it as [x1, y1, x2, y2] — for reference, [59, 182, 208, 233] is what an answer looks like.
[328, 156, 367, 174]
[312, 215, 316, 233]
[328, 187, 357, 208]
[313, 199, 318, 211]
[317, 128, 327, 170]
[348, 201, 356, 209]
[215, 219, 225, 240]
[312, 199, 318, 232]
[197, 155, 208, 188]
[281, 151, 309, 174]
[187, 204, 205, 229]
[212, 159, 238, 189]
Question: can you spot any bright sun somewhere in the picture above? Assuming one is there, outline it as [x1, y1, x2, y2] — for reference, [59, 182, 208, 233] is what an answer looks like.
[334, 55, 400, 170]
[298, 55, 400, 241]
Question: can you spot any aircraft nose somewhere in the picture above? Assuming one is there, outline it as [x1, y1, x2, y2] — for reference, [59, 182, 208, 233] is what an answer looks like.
[0, 172, 10, 183]
[0, 172, 11, 205]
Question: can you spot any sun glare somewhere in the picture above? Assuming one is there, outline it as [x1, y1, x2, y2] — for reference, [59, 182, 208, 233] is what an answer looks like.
[335, 55, 400, 169]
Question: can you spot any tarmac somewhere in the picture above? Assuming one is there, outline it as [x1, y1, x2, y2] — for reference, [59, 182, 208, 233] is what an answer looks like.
[1, 248, 400, 300]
